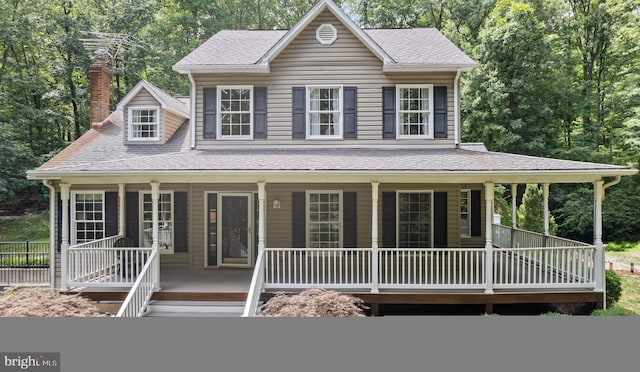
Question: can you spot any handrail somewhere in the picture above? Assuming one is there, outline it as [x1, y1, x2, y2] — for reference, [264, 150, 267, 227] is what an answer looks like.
[68, 235, 123, 250]
[242, 249, 265, 317]
[116, 250, 158, 317]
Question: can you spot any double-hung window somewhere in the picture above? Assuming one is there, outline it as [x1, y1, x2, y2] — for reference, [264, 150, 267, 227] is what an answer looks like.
[307, 191, 342, 248]
[128, 107, 160, 141]
[141, 192, 174, 253]
[72, 192, 104, 245]
[397, 191, 432, 248]
[460, 189, 471, 237]
[218, 86, 253, 139]
[307, 86, 342, 138]
[397, 85, 433, 138]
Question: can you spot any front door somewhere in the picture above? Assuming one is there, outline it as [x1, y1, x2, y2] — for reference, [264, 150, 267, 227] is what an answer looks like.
[218, 194, 252, 267]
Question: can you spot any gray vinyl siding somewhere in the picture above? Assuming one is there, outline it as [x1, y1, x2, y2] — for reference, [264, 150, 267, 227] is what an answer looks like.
[193, 9, 456, 148]
[163, 111, 186, 143]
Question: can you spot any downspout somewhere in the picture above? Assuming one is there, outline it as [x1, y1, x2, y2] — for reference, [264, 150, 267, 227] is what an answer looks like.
[454, 68, 462, 147]
[188, 71, 196, 149]
[43, 180, 56, 291]
[602, 175, 621, 200]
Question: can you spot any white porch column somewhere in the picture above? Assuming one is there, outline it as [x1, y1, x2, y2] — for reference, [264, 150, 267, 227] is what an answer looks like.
[371, 181, 380, 293]
[60, 183, 71, 292]
[511, 184, 517, 228]
[484, 182, 494, 294]
[151, 182, 160, 290]
[593, 180, 605, 294]
[118, 184, 126, 237]
[44, 181, 56, 290]
[543, 183, 550, 239]
[257, 181, 266, 253]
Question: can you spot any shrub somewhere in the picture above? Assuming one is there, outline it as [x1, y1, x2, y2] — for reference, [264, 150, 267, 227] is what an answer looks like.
[605, 270, 622, 307]
[259, 288, 367, 317]
[591, 306, 636, 316]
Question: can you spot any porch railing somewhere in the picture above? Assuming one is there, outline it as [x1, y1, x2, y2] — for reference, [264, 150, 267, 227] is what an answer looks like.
[492, 224, 592, 249]
[67, 236, 152, 288]
[116, 250, 158, 317]
[242, 249, 265, 317]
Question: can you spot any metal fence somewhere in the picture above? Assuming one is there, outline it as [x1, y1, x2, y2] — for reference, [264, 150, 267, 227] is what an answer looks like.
[0, 241, 50, 284]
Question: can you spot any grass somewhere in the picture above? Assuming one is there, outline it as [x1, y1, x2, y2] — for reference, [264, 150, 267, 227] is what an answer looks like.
[0, 210, 49, 242]
[605, 241, 640, 252]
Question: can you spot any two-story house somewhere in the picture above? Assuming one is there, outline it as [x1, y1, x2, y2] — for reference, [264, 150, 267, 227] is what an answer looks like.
[27, 0, 637, 316]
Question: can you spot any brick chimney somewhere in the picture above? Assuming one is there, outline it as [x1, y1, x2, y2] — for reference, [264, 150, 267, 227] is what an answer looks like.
[89, 55, 111, 127]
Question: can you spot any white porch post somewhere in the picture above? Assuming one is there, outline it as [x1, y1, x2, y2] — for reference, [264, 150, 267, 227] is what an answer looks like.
[484, 182, 494, 294]
[118, 184, 126, 236]
[151, 182, 160, 290]
[371, 181, 380, 293]
[543, 183, 550, 238]
[257, 181, 266, 253]
[60, 183, 71, 292]
[511, 184, 517, 228]
[44, 181, 56, 290]
[593, 180, 605, 295]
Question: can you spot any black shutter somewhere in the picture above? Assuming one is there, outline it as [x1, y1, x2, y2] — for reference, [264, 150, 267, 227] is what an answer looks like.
[471, 190, 482, 237]
[381, 192, 396, 248]
[343, 192, 357, 248]
[253, 87, 267, 138]
[174, 192, 188, 252]
[56, 196, 63, 252]
[125, 192, 139, 246]
[203, 88, 216, 139]
[292, 87, 306, 138]
[343, 87, 357, 138]
[292, 192, 306, 248]
[104, 192, 118, 237]
[382, 86, 396, 138]
[434, 192, 448, 248]
[434, 86, 448, 138]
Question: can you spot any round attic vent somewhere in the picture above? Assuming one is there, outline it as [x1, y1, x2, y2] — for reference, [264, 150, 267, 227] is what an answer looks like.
[316, 24, 337, 45]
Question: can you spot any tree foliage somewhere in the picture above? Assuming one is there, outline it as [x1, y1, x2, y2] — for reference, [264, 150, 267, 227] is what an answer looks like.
[518, 184, 558, 235]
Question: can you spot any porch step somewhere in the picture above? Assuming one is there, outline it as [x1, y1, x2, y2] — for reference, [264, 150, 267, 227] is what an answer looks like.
[142, 300, 249, 317]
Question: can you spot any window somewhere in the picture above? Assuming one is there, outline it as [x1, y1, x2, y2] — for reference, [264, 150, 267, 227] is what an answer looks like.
[72, 192, 104, 244]
[307, 191, 342, 248]
[307, 86, 342, 138]
[460, 190, 470, 237]
[128, 107, 159, 141]
[397, 85, 433, 138]
[141, 192, 173, 253]
[397, 192, 432, 248]
[218, 86, 252, 139]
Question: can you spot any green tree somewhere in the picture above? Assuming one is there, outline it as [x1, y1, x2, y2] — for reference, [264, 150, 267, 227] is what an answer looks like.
[518, 184, 558, 234]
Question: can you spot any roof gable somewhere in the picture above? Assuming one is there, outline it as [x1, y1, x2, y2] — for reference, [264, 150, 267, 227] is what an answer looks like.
[259, 0, 393, 66]
[116, 80, 189, 118]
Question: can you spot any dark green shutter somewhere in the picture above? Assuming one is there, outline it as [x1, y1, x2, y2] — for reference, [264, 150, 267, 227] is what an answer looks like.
[434, 192, 448, 248]
[471, 190, 482, 237]
[125, 192, 139, 246]
[382, 86, 396, 138]
[343, 87, 357, 138]
[104, 192, 118, 237]
[292, 192, 306, 248]
[381, 192, 396, 248]
[174, 192, 188, 252]
[203, 88, 216, 139]
[292, 87, 306, 138]
[343, 192, 357, 248]
[253, 87, 267, 138]
[434, 86, 447, 138]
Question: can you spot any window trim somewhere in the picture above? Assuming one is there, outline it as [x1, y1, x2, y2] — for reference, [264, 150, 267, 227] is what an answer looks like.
[127, 106, 161, 142]
[139, 190, 175, 254]
[306, 85, 343, 140]
[396, 84, 434, 139]
[396, 190, 434, 248]
[305, 190, 343, 249]
[460, 189, 471, 238]
[217, 85, 254, 140]
[70, 191, 105, 245]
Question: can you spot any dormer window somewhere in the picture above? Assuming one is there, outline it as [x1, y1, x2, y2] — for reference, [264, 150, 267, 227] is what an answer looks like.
[218, 86, 253, 139]
[128, 106, 160, 141]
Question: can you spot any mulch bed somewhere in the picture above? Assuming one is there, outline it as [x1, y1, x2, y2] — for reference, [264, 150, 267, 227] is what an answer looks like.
[613, 270, 640, 277]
